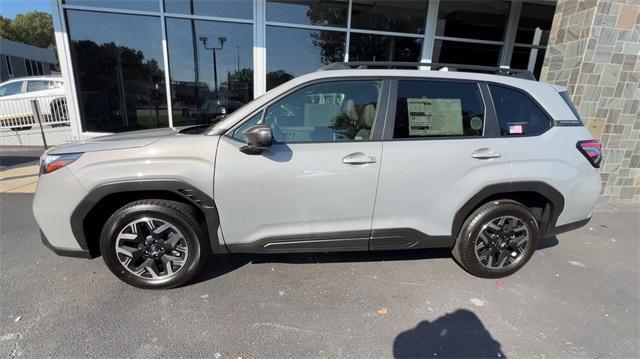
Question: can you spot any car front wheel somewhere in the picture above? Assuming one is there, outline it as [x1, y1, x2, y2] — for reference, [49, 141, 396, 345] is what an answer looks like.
[100, 199, 208, 289]
[452, 200, 539, 278]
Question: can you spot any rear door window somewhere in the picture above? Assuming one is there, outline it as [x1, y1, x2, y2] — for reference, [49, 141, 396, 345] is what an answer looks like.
[392, 80, 485, 139]
[489, 84, 551, 136]
[27, 80, 49, 92]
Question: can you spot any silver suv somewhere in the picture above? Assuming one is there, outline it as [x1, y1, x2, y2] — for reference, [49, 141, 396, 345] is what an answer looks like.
[33, 63, 602, 289]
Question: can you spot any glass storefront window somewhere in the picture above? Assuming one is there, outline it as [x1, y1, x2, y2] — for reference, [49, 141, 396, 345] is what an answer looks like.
[266, 26, 345, 90]
[351, 0, 428, 34]
[515, 2, 556, 46]
[433, 40, 501, 67]
[166, 18, 253, 127]
[64, 0, 159, 12]
[349, 33, 422, 62]
[436, 0, 510, 41]
[66, 10, 168, 132]
[164, 0, 252, 19]
[510, 46, 546, 80]
[267, 0, 348, 27]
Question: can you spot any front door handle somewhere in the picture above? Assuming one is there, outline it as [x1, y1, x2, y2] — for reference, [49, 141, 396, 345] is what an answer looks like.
[342, 152, 376, 165]
[471, 148, 502, 159]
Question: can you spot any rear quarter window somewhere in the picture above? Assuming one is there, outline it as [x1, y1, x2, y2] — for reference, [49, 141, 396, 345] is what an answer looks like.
[558, 91, 583, 125]
[489, 84, 551, 137]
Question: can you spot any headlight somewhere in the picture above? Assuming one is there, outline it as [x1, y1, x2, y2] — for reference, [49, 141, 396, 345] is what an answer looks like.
[40, 153, 83, 175]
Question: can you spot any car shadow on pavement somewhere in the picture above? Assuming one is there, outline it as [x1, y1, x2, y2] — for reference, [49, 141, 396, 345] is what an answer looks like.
[537, 236, 559, 250]
[393, 309, 506, 358]
[189, 237, 559, 286]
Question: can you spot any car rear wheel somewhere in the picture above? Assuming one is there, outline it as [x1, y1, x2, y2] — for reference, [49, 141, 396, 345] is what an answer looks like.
[100, 199, 208, 289]
[452, 200, 539, 278]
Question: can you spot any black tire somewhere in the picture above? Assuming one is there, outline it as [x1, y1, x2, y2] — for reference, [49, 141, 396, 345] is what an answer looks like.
[100, 199, 209, 289]
[452, 200, 539, 278]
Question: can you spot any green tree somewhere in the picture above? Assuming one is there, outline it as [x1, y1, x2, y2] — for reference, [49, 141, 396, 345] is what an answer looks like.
[0, 12, 55, 50]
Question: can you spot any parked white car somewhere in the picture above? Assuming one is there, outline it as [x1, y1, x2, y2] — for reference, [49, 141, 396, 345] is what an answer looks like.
[0, 76, 67, 128]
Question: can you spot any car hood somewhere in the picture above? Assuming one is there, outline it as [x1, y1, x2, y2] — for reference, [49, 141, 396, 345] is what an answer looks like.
[47, 127, 180, 155]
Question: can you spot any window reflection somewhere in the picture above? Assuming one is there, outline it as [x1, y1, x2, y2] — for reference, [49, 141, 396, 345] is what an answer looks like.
[166, 18, 253, 127]
[433, 40, 501, 67]
[510, 46, 546, 80]
[351, 0, 428, 34]
[64, 0, 159, 11]
[516, 3, 556, 46]
[436, 0, 510, 41]
[67, 10, 168, 132]
[349, 33, 422, 62]
[267, 0, 348, 27]
[164, 0, 252, 19]
[266, 26, 345, 90]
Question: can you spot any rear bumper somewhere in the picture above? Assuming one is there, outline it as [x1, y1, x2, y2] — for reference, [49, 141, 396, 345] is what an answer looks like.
[40, 230, 92, 258]
[545, 217, 591, 237]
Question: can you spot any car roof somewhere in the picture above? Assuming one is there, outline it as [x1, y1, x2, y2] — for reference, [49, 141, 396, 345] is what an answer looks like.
[211, 67, 578, 134]
[0, 76, 63, 85]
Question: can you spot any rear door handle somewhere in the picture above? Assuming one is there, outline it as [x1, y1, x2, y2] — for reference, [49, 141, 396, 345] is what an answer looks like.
[342, 152, 376, 165]
[471, 148, 502, 159]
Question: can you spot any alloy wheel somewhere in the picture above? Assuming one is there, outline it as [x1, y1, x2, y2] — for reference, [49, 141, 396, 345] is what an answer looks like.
[474, 215, 529, 269]
[114, 217, 189, 280]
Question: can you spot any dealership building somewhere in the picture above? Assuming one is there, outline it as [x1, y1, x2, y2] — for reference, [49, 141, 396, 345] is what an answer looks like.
[51, 0, 639, 202]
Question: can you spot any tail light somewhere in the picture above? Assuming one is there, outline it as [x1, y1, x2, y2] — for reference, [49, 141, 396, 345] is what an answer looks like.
[40, 153, 83, 175]
[576, 140, 602, 168]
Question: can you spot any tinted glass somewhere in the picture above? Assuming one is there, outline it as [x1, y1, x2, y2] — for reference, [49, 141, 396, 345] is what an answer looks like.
[559, 91, 583, 124]
[267, 0, 348, 27]
[27, 80, 48, 92]
[64, 0, 159, 11]
[351, 0, 428, 34]
[5, 56, 13, 74]
[25, 60, 33, 76]
[261, 80, 381, 142]
[266, 26, 345, 90]
[67, 10, 168, 132]
[164, 0, 252, 19]
[510, 46, 546, 80]
[36, 61, 44, 75]
[0, 82, 22, 96]
[433, 40, 501, 67]
[516, 2, 556, 46]
[166, 18, 253, 127]
[349, 34, 422, 62]
[233, 111, 264, 140]
[436, 0, 510, 41]
[489, 85, 551, 136]
[394, 80, 485, 138]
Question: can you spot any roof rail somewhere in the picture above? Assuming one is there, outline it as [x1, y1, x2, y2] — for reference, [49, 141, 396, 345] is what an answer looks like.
[317, 62, 536, 80]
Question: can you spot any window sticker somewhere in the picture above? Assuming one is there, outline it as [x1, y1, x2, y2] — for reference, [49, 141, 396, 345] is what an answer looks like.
[407, 98, 463, 136]
[508, 122, 525, 135]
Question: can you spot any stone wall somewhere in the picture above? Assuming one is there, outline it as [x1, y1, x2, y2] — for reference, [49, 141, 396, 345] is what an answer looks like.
[541, 0, 640, 203]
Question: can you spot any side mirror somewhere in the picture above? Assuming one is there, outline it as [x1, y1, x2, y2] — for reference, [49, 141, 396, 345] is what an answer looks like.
[241, 124, 273, 154]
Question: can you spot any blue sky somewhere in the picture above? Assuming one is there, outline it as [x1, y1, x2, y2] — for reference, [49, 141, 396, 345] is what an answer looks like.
[1, 0, 52, 19]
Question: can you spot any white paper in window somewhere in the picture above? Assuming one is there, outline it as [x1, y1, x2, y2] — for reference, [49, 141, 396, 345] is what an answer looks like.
[407, 98, 463, 136]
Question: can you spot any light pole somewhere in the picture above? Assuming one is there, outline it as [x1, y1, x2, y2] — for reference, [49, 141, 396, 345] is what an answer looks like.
[199, 36, 226, 99]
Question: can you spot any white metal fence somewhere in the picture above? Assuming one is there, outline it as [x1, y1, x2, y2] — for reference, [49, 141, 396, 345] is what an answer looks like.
[0, 95, 70, 130]
[0, 95, 71, 148]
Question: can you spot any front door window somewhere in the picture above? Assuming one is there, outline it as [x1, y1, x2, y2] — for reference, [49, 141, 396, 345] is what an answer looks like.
[234, 79, 382, 142]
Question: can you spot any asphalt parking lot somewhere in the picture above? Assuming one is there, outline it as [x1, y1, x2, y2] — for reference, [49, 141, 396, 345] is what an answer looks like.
[1, 192, 638, 358]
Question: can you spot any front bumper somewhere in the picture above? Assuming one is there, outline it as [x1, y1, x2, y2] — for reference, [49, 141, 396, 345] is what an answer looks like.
[33, 166, 90, 256]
